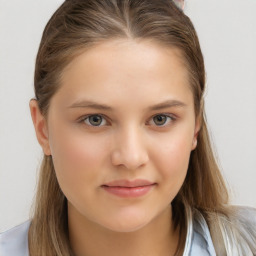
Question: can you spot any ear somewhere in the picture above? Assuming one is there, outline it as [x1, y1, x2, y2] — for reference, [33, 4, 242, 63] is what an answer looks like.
[29, 99, 51, 155]
[173, 0, 185, 11]
[191, 116, 201, 150]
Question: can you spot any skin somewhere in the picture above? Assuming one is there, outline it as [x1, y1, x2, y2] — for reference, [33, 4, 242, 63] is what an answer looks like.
[30, 39, 200, 256]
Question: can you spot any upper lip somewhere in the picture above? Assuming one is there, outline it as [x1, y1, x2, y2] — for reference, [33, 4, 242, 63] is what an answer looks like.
[103, 179, 155, 188]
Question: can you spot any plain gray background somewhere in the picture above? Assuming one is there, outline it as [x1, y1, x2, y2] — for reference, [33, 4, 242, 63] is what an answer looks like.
[0, 0, 256, 232]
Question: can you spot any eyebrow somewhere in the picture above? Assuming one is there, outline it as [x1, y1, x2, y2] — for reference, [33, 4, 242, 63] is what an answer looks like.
[147, 99, 187, 111]
[68, 99, 187, 111]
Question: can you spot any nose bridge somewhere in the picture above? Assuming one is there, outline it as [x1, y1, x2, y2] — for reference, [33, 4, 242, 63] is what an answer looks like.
[111, 123, 149, 170]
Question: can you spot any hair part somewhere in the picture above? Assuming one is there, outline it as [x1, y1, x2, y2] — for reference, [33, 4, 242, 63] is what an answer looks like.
[35, 0, 203, 117]
[29, 0, 255, 255]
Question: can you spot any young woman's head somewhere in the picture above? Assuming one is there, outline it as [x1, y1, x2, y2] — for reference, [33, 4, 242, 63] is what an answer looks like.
[29, 0, 229, 255]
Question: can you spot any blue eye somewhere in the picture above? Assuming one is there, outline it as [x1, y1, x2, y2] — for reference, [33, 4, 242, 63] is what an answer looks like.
[82, 115, 107, 126]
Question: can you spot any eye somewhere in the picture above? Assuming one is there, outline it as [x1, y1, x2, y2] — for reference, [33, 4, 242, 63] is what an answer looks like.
[150, 114, 176, 127]
[80, 115, 107, 127]
[79, 113, 176, 127]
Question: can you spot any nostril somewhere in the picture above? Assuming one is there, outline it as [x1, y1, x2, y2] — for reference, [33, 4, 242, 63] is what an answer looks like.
[110, 132, 149, 169]
[111, 149, 149, 170]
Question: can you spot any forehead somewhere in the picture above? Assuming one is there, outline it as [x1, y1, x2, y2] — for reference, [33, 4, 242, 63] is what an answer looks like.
[62, 38, 188, 80]
[55, 39, 193, 109]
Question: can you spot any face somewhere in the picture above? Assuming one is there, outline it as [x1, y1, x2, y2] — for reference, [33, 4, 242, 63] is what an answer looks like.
[30, 39, 200, 233]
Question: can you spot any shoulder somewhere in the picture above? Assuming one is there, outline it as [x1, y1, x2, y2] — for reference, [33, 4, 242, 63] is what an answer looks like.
[185, 205, 256, 256]
[228, 205, 256, 240]
[230, 205, 256, 225]
[0, 220, 30, 256]
[229, 205, 256, 248]
[183, 204, 217, 255]
[190, 208, 216, 256]
[193, 205, 256, 255]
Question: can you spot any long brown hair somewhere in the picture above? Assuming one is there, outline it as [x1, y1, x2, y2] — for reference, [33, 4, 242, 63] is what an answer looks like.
[29, 1, 255, 255]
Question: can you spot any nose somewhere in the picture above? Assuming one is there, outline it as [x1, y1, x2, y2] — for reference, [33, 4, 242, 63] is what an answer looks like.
[111, 125, 149, 170]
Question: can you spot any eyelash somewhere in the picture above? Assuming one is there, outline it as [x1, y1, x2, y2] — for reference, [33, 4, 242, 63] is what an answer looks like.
[78, 113, 177, 128]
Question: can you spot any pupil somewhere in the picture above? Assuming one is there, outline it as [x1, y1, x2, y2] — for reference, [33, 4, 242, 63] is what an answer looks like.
[89, 115, 102, 126]
[154, 115, 166, 125]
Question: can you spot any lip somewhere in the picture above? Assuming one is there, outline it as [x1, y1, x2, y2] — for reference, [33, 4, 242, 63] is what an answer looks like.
[103, 179, 155, 187]
[101, 179, 156, 198]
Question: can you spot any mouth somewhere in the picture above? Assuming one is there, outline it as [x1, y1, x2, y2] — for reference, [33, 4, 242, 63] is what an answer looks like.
[101, 179, 156, 198]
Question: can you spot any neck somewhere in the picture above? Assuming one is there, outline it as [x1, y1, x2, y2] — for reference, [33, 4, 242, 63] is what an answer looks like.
[68, 203, 180, 256]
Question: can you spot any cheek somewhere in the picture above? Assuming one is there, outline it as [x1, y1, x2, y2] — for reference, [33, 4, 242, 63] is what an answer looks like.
[155, 137, 191, 201]
[48, 128, 112, 212]
[153, 130, 193, 184]
[48, 125, 110, 190]
[50, 126, 107, 168]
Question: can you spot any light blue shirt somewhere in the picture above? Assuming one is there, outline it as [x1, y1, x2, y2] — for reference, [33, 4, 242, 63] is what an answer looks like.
[0, 206, 255, 256]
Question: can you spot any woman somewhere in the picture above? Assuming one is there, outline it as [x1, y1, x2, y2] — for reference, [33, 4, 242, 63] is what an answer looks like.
[0, 0, 255, 255]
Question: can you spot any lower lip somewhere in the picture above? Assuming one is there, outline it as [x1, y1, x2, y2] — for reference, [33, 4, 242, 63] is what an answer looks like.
[102, 184, 155, 198]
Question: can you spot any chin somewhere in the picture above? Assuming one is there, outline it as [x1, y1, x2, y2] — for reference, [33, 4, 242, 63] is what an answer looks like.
[100, 214, 150, 233]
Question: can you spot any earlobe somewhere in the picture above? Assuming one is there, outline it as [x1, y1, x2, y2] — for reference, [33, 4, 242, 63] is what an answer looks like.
[29, 99, 51, 155]
[191, 117, 201, 150]
[192, 138, 198, 150]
